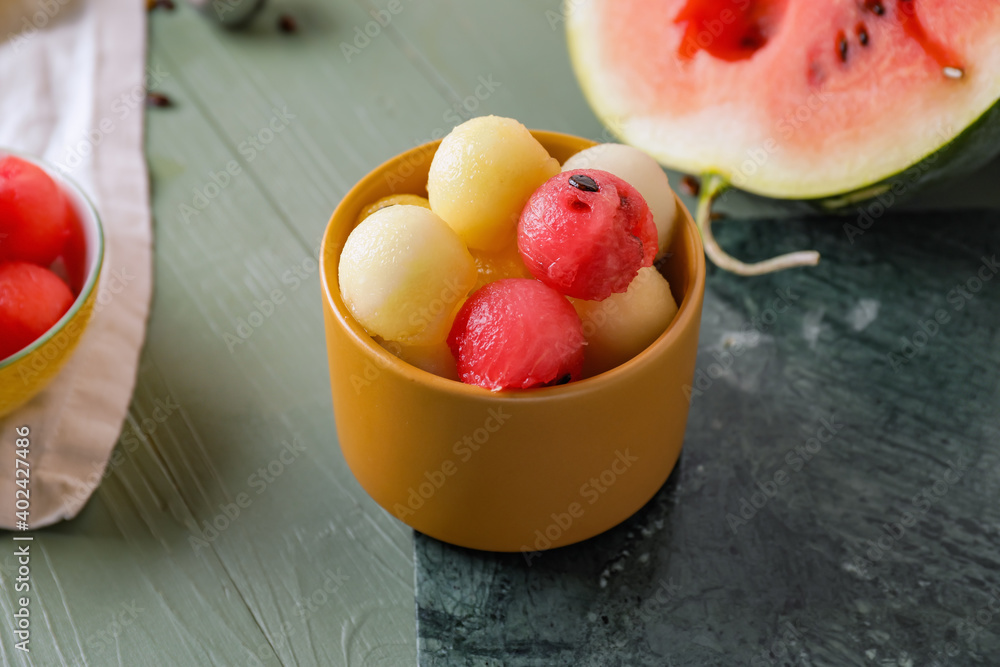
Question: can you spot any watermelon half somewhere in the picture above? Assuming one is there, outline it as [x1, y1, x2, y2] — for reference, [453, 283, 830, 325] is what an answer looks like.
[567, 0, 1000, 274]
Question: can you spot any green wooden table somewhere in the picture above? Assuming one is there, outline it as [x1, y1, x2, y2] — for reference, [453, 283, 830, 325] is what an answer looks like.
[3, 1, 999, 665]
[1, 1, 607, 664]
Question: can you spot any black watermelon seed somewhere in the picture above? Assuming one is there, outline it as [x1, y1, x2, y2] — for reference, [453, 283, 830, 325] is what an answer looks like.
[858, 25, 869, 46]
[838, 36, 848, 62]
[869, 1, 885, 16]
[568, 174, 599, 192]
[553, 374, 572, 386]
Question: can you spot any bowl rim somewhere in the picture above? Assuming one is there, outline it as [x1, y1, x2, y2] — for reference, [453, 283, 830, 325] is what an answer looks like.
[0, 149, 105, 370]
[319, 129, 705, 401]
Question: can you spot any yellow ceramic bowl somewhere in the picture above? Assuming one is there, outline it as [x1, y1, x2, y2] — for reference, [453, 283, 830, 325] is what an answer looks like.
[320, 131, 705, 553]
[0, 153, 104, 417]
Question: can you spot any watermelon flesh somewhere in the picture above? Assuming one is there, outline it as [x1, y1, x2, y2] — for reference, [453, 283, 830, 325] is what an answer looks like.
[518, 169, 658, 301]
[570, 0, 1000, 200]
[568, 0, 1000, 273]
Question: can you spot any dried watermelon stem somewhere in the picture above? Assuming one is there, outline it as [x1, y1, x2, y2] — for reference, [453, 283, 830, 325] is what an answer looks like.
[695, 174, 820, 276]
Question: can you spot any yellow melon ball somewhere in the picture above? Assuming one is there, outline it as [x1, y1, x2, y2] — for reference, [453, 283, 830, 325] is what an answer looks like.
[428, 116, 560, 252]
[572, 266, 679, 377]
[377, 337, 459, 381]
[339, 205, 476, 345]
[356, 194, 431, 226]
[470, 240, 533, 291]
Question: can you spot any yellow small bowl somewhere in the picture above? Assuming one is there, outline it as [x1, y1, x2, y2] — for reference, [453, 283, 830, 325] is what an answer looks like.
[0, 153, 104, 417]
[319, 131, 705, 552]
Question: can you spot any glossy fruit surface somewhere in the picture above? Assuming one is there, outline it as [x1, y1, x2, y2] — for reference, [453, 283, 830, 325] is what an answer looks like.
[518, 169, 656, 301]
[339, 205, 476, 345]
[562, 143, 677, 254]
[447, 278, 584, 391]
[0, 261, 74, 360]
[572, 266, 678, 377]
[470, 240, 533, 291]
[428, 116, 560, 252]
[0, 155, 72, 265]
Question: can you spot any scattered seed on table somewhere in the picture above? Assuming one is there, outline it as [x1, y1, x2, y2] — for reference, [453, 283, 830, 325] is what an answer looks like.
[680, 175, 700, 197]
[146, 92, 173, 108]
[278, 15, 298, 33]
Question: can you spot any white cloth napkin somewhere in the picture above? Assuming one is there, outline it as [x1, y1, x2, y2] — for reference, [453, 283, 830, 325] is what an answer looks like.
[0, 0, 152, 528]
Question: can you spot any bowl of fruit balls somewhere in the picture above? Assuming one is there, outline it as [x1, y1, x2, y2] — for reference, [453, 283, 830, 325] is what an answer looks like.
[319, 116, 705, 553]
[0, 152, 103, 417]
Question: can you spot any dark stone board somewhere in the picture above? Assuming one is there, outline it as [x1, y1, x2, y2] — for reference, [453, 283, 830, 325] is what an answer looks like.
[415, 208, 1000, 666]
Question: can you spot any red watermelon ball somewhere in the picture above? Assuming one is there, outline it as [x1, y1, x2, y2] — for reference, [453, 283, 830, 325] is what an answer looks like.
[447, 278, 585, 391]
[518, 169, 657, 301]
[0, 262, 75, 360]
[0, 155, 72, 266]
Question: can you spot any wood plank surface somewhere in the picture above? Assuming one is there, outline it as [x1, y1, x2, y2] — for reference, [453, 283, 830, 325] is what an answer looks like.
[0, 0, 472, 663]
[2, 0, 999, 665]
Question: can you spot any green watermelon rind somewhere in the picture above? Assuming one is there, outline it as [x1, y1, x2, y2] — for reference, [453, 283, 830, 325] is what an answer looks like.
[566, 0, 1000, 213]
[592, 96, 1000, 215]
[815, 99, 1000, 213]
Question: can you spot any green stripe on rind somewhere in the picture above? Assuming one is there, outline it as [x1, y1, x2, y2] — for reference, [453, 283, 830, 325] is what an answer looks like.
[814, 100, 1000, 213]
